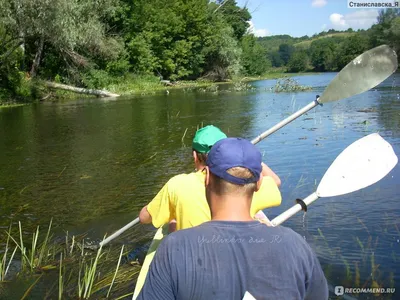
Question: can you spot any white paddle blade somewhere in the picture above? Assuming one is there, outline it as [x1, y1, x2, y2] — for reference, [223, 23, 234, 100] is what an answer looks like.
[319, 45, 398, 103]
[317, 133, 398, 197]
[243, 292, 257, 300]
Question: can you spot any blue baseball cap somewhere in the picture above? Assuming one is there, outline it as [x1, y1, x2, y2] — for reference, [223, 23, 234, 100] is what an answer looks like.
[206, 138, 262, 185]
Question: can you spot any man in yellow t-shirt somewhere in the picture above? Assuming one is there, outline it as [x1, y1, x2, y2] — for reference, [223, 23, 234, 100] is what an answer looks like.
[139, 125, 282, 231]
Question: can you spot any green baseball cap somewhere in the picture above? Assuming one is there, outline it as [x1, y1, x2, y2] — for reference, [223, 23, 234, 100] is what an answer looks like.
[192, 125, 227, 153]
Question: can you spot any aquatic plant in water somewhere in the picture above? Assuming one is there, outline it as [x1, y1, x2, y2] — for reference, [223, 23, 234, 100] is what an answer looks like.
[6, 220, 53, 272]
[0, 226, 18, 281]
[232, 81, 254, 91]
[316, 216, 397, 300]
[78, 241, 104, 299]
[273, 78, 312, 93]
[0, 220, 146, 299]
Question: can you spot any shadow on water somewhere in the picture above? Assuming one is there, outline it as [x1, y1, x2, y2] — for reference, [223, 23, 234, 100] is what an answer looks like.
[0, 72, 399, 298]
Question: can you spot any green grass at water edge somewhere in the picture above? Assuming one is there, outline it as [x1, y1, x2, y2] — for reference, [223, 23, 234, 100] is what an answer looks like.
[1, 70, 319, 104]
[0, 220, 146, 299]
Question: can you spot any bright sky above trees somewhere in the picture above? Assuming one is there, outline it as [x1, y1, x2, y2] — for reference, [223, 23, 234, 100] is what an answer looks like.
[237, 0, 388, 37]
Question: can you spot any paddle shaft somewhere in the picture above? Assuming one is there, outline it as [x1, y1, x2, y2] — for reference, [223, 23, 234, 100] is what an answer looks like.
[270, 192, 319, 226]
[251, 99, 320, 145]
[99, 217, 139, 247]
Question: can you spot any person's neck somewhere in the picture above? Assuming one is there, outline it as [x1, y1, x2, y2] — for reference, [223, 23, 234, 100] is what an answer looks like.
[195, 162, 206, 172]
[210, 196, 254, 222]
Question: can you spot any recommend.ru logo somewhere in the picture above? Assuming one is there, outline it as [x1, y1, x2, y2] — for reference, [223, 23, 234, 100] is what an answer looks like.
[335, 286, 345, 296]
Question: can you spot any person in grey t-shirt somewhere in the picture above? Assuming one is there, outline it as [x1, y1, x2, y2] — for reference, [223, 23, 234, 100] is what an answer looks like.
[138, 137, 328, 300]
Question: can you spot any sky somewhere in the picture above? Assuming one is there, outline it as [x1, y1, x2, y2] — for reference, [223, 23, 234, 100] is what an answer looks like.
[235, 0, 395, 37]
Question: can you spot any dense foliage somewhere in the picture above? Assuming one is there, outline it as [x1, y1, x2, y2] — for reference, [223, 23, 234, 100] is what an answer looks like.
[261, 9, 400, 73]
[0, 0, 399, 102]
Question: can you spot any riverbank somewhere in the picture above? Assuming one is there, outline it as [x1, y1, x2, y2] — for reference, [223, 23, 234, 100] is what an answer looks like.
[0, 71, 317, 106]
[104, 71, 320, 96]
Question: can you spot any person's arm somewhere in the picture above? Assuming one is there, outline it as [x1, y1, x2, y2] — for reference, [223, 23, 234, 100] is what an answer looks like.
[250, 176, 282, 216]
[139, 205, 152, 224]
[139, 180, 174, 228]
[137, 237, 175, 300]
[168, 219, 177, 233]
[261, 162, 281, 187]
[254, 210, 272, 226]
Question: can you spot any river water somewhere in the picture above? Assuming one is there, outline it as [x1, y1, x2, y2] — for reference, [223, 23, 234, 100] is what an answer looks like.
[0, 73, 399, 299]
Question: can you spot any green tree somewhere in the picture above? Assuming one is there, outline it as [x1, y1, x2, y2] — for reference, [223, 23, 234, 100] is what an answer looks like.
[240, 34, 271, 75]
[120, 0, 242, 81]
[269, 51, 284, 67]
[287, 51, 308, 72]
[390, 17, 400, 43]
[213, 0, 251, 40]
[369, 8, 400, 52]
[278, 43, 295, 65]
[202, 14, 242, 80]
[336, 34, 369, 70]
[0, 23, 27, 101]
[310, 38, 338, 71]
[0, 0, 123, 81]
[122, 0, 212, 80]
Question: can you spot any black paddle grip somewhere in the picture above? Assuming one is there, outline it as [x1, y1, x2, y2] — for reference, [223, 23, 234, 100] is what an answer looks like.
[296, 198, 308, 212]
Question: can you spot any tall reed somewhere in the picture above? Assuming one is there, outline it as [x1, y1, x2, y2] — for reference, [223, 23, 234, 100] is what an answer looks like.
[107, 245, 125, 297]
[59, 252, 63, 300]
[78, 238, 105, 299]
[0, 225, 18, 281]
[7, 219, 53, 271]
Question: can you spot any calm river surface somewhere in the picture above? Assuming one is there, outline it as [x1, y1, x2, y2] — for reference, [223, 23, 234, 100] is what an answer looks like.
[1, 73, 399, 299]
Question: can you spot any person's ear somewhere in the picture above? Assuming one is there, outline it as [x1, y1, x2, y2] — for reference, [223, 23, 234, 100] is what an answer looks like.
[255, 174, 263, 192]
[205, 166, 210, 187]
[193, 150, 198, 163]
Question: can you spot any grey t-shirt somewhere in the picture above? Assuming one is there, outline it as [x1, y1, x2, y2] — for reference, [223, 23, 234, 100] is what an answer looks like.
[138, 221, 328, 300]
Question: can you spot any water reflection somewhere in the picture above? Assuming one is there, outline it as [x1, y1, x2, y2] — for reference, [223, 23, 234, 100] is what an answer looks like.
[0, 90, 258, 232]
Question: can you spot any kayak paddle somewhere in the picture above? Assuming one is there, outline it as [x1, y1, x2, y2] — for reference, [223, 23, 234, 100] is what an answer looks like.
[270, 133, 398, 226]
[251, 44, 398, 144]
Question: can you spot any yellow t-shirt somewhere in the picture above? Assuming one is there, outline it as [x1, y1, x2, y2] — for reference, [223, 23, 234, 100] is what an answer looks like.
[147, 171, 282, 231]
